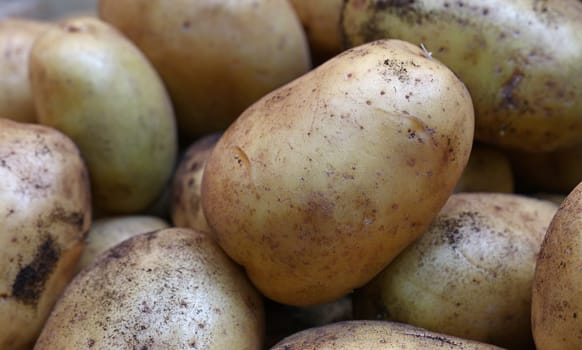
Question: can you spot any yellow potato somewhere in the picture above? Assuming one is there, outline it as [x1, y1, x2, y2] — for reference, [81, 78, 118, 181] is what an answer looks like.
[354, 193, 558, 348]
[341, 0, 582, 152]
[532, 182, 582, 350]
[171, 132, 221, 232]
[76, 215, 170, 273]
[99, 0, 311, 138]
[0, 118, 91, 350]
[202, 39, 474, 306]
[34, 228, 265, 349]
[270, 320, 503, 349]
[0, 18, 51, 123]
[29, 16, 178, 214]
[454, 143, 514, 193]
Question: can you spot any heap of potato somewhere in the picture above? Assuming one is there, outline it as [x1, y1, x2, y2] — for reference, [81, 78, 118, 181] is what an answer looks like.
[0, 0, 580, 349]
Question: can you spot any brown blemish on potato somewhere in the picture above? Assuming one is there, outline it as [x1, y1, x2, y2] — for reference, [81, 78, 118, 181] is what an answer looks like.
[499, 69, 524, 110]
[11, 236, 60, 306]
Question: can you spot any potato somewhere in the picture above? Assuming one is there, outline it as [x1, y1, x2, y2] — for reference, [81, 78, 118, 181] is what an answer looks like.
[0, 18, 51, 123]
[29, 16, 178, 214]
[270, 320, 503, 349]
[341, 0, 582, 152]
[288, 0, 344, 62]
[0, 118, 91, 350]
[99, 0, 311, 138]
[34, 228, 265, 349]
[202, 39, 474, 306]
[75, 215, 169, 273]
[172, 132, 221, 232]
[454, 143, 514, 193]
[532, 182, 582, 350]
[353, 193, 558, 348]
[509, 143, 582, 194]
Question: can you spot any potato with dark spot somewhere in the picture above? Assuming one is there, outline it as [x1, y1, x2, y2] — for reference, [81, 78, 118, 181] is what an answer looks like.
[454, 143, 514, 193]
[99, 0, 311, 138]
[532, 182, 582, 350]
[0, 118, 91, 350]
[75, 215, 169, 273]
[29, 17, 178, 214]
[0, 18, 52, 123]
[341, 0, 582, 152]
[270, 320, 503, 349]
[354, 193, 558, 349]
[202, 39, 474, 306]
[172, 132, 221, 232]
[34, 228, 264, 350]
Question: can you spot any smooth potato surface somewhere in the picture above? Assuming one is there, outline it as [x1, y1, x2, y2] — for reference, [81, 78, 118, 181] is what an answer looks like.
[0, 119, 91, 350]
[34, 228, 265, 350]
[202, 39, 474, 306]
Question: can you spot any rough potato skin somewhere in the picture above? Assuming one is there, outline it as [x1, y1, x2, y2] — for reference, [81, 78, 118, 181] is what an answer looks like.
[354, 193, 557, 349]
[34, 228, 265, 350]
[202, 39, 474, 306]
[341, 0, 582, 152]
[532, 182, 582, 350]
[0, 119, 91, 350]
[270, 320, 503, 349]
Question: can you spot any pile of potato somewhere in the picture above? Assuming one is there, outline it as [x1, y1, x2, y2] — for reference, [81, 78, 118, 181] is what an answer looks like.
[0, 0, 580, 349]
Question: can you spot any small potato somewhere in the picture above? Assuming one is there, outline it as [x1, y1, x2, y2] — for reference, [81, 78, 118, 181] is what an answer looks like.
[532, 182, 582, 350]
[354, 193, 558, 349]
[76, 215, 170, 273]
[171, 132, 221, 232]
[270, 320, 503, 349]
[0, 118, 91, 350]
[34, 228, 265, 349]
[454, 143, 514, 193]
[0, 18, 52, 123]
[99, 0, 312, 138]
[29, 16, 178, 214]
[202, 39, 474, 306]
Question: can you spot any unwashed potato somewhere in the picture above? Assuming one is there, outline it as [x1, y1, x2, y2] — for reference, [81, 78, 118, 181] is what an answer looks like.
[0, 118, 91, 350]
[34, 228, 265, 349]
[75, 215, 170, 273]
[29, 16, 178, 214]
[0, 18, 52, 123]
[509, 143, 582, 194]
[341, 0, 582, 152]
[288, 0, 344, 62]
[454, 143, 514, 193]
[354, 193, 558, 349]
[99, 0, 311, 138]
[172, 132, 221, 232]
[532, 182, 582, 350]
[270, 320, 503, 349]
[202, 39, 475, 306]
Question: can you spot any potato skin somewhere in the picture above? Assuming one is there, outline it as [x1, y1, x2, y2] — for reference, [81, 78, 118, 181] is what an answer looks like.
[532, 182, 582, 350]
[354, 193, 557, 348]
[270, 320, 503, 349]
[202, 39, 474, 306]
[0, 18, 52, 123]
[0, 119, 91, 350]
[29, 17, 178, 214]
[341, 0, 582, 152]
[99, 0, 311, 138]
[34, 228, 265, 350]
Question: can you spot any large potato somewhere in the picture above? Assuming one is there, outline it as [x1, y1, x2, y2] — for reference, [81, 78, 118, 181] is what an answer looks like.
[354, 193, 558, 348]
[34, 228, 265, 349]
[341, 0, 582, 152]
[0, 18, 51, 123]
[202, 39, 474, 306]
[270, 320, 503, 349]
[29, 16, 178, 214]
[0, 118, 91, 350]
[99, 0, 311, 138]
[532, 182, 582, 350]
